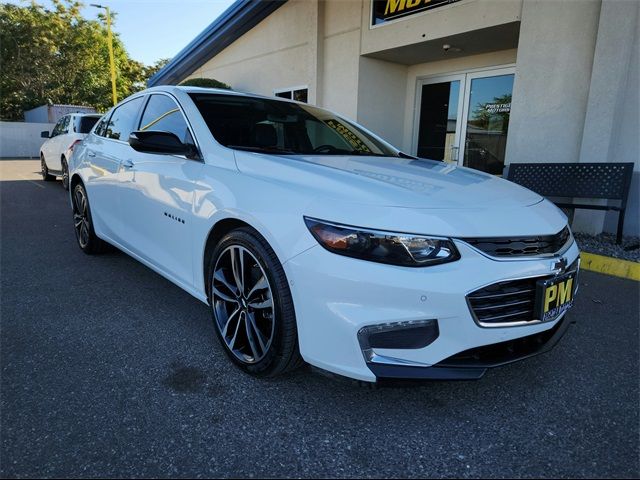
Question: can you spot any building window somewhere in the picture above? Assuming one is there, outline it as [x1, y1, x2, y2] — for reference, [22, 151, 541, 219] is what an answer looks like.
[274, 87, 308, 103]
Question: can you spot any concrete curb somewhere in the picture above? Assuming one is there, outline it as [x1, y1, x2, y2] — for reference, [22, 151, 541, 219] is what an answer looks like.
[580, 252, 640, 281]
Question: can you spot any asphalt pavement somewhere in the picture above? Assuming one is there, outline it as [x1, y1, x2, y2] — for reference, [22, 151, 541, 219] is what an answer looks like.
[1, 159, 639, 478]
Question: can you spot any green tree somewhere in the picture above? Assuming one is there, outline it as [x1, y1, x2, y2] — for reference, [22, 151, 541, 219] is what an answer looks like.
[143, 57, 171, 83]
[0, 0, 150, 120]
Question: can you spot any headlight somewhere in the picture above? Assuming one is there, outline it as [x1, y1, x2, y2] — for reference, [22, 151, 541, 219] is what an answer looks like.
[304, 217, 460, 267]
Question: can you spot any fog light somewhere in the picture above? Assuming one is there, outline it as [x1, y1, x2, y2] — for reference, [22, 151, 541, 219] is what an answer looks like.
[358, 319, 439, 353]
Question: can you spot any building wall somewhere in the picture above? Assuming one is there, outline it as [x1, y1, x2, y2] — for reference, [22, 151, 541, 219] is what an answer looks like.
[319, 0, 363, 119]
[506, 0, 639, 236]
[187, 0, 318, 101]
[599, 0, 639, 236]
[356, 57, 407, 148]
[505, 0, 601, 167]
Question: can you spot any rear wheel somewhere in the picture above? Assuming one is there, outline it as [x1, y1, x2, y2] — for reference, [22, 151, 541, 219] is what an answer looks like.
[209, 228, 303, 377]
[41, 155, 55, 181]
[61, 157, 69, 190]
[72, 183, 109, 254]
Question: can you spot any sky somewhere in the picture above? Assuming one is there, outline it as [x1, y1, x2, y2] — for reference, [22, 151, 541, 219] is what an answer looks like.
[5, 0, 236, 65]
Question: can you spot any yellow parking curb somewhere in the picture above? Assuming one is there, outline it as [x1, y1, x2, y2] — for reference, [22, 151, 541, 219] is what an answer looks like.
[580, 252, 640, 281]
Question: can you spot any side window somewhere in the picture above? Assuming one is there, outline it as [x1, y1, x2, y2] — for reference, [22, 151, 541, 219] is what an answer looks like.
[61, 115, 71, 134]
[93, 113, 111, 137]
[51, 118, 65, 137]
[139, 94, 193, 144]
[105, 97, 144, 141]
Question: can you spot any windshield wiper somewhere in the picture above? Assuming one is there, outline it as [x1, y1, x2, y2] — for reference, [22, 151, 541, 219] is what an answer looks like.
[227, 145, 296, 155]
[344, 151, 400, 158]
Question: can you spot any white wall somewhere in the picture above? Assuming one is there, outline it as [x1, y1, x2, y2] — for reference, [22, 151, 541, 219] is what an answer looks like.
[356, 56, 407, 149]
[0, 122, 53, 158]
[319, 0, 363, 119]
[506, 0, 601, 167]
[187, 0, 318, 101]
[507, 0, 639, 236]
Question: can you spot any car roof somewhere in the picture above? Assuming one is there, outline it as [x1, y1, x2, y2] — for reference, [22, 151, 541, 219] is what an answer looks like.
[143, 85, 284, 103]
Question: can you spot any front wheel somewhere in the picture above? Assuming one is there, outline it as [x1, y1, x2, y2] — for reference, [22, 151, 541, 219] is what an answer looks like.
[209, 228, 303, 377]
[72, 183, 109, 254]
[41, 155, 55, 181]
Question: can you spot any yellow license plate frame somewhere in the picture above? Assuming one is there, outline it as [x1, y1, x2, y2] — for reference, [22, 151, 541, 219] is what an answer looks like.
[535, 271, 577, 322]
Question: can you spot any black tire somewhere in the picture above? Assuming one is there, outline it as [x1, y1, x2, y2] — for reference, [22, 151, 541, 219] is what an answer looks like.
[71, 183, 109, 254]
[208, 227, 304, 377]
[61, 157, 69, 190]
[41, 155, 55, 181]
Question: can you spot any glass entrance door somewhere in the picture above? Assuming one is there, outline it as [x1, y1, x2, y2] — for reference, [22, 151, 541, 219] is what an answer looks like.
[460, 70, 514, 175]
[415, 74, 464, 164]
[415, 68, 515, 174]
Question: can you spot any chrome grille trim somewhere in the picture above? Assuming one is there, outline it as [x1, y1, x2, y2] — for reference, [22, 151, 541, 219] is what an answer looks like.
[461, 226, 572, 260]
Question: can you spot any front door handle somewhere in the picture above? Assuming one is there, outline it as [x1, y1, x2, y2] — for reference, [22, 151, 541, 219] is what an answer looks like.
[122, 159, 135, 169]
[87, 151, 96, 157]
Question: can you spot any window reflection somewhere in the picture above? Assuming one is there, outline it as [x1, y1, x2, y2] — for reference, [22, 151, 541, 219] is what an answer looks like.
[463, 74, 514, 175]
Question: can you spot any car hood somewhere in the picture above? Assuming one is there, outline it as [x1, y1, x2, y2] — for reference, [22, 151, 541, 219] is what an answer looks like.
[235, 152, 543, 209]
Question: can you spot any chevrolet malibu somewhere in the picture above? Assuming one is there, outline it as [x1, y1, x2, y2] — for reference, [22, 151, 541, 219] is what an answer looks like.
[68, 86, 580, 383]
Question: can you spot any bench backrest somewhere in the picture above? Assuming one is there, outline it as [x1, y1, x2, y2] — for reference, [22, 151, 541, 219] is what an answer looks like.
[507, 162, 634, 203]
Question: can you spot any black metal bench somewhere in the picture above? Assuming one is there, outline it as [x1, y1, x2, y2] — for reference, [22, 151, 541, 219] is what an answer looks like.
[507, 162, 634, 244]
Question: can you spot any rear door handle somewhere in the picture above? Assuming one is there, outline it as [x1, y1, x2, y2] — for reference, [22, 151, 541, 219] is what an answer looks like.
[87, 151, 96, 157]
[122, 159, 135, 169]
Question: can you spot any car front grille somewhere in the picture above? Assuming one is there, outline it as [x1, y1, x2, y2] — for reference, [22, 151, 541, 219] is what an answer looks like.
[462, 226, 571, 258]
[467, 259, 578, 326]
[467, 277, 543, 326]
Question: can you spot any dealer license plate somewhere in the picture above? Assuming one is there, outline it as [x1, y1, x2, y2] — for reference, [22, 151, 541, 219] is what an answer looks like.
[535, 271, 577, 322]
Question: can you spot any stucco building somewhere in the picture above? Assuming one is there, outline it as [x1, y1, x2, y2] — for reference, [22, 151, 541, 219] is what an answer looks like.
[149, 0, 639, 236]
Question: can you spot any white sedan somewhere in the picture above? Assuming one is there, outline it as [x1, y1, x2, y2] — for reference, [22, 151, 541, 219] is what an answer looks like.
[68, 86, 580, 383]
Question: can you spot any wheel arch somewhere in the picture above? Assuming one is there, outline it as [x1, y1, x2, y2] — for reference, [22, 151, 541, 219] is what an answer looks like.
[70, 173, 83, 191]
[202, 217, 254, 304]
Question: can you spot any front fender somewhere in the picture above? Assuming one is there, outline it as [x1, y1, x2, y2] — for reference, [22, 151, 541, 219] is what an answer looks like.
[190, 167, 319, 297]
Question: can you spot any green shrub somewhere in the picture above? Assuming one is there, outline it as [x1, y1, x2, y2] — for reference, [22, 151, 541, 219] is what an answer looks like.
[179, 78, 232, 90]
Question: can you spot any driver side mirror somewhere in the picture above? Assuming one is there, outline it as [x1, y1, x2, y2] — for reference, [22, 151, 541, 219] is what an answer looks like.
[128, 131, 198, 159]
[41, 131, 50, 138]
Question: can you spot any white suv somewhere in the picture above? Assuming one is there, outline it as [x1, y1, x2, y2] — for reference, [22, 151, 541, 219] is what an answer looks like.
[40, 113, 102, 189]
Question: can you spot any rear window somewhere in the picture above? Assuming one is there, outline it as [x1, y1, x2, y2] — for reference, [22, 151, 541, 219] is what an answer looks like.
[78, 116, 100, 134]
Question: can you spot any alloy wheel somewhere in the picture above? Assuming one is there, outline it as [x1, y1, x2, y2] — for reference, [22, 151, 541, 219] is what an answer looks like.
[62, 160, 69, 190]
[73, 187, 90, 249]
[211, 245, 275, 364]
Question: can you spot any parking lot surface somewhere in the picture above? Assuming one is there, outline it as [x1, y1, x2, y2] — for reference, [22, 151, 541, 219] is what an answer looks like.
[1, 159, 639, 478]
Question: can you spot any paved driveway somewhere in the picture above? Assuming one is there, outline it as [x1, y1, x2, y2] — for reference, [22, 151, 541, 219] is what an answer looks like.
[1, 159, 638, 478]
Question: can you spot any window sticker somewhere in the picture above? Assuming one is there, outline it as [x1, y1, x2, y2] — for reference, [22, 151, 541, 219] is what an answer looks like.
[324, 119, 373, 153]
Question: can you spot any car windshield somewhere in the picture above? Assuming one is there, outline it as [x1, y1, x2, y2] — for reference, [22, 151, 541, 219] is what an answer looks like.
[189, 93, 400, 157]
[78, 116, 100, 134]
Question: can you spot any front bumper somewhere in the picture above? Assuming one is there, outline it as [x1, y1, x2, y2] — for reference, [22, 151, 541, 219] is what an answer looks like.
[284, 239, 581, 383]
[368, 313, 574, 380]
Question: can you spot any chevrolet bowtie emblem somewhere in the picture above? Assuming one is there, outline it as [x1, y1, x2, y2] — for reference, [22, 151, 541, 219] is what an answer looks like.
[552, 257, 568, 273]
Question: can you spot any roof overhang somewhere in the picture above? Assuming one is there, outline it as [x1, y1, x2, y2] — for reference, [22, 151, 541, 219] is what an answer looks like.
[148, 0, 288, 87]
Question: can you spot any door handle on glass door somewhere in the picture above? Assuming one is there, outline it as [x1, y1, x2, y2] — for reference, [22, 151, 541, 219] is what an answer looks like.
[450, 146, 459, 162]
